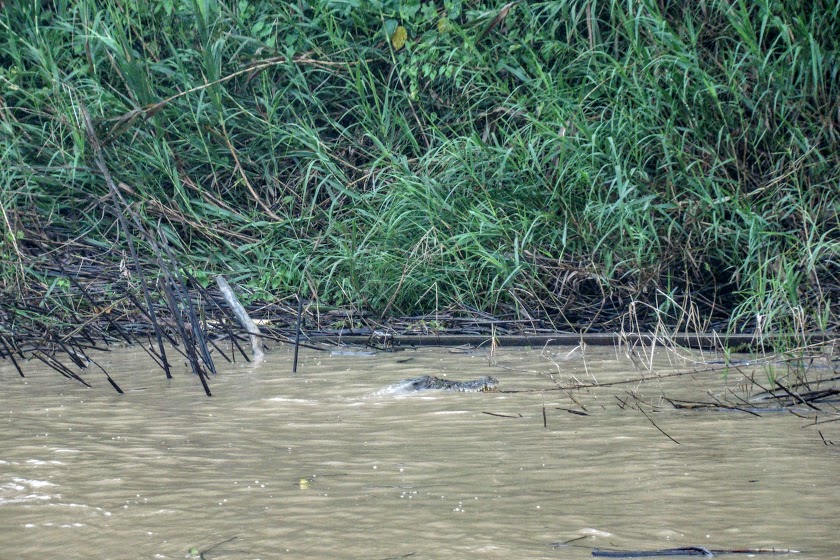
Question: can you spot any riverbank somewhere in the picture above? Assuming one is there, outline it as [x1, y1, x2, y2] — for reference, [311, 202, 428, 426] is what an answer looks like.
[1, 256, 835, 388]
[1, 1, 838, 381]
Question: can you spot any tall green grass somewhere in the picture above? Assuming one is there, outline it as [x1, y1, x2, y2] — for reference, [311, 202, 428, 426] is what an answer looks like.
[1, 0, 837, 340]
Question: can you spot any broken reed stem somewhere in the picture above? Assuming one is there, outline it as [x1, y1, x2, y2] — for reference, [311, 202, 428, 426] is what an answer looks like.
[77, 97, 174, 380]
[292, 293, 304, 374]
[77, 93, 215, 394]
[628, 392, 681, 445]
[0, 336, 25, 377]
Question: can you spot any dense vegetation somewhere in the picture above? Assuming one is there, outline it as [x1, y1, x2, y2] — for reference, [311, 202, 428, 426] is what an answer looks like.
[1, 0, 838, 344]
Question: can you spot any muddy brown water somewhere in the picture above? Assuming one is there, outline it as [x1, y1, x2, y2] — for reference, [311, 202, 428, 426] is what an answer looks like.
[1, 345, 838, 559]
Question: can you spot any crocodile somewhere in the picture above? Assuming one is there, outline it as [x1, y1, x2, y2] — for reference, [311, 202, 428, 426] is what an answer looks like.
[379, 375, 499, 395]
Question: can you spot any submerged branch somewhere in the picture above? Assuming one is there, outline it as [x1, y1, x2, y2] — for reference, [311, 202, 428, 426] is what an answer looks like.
[216, 275, 265, 364]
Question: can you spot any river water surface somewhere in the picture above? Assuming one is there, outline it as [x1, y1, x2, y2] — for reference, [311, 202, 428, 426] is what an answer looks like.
[1, 343, 838, 559]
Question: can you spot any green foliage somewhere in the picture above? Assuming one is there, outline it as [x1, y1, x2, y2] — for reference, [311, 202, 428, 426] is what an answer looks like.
[0, 0, 837, 339]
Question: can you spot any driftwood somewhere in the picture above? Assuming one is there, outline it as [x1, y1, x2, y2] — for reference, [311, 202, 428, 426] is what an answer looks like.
[216, 275, 264, 364]
[592, 546, 799, 557]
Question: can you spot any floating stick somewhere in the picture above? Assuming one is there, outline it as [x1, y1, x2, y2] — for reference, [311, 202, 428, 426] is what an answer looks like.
[592, 546, 799, 557]
[482, 411, 523, 418]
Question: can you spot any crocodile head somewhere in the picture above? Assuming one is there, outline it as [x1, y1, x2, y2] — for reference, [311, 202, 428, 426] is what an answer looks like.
[454, 376, 499, 392]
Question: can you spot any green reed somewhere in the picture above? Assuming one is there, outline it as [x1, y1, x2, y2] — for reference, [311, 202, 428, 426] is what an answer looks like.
[0, 0, 837, 344]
